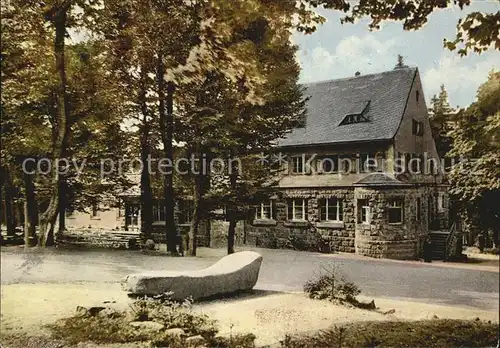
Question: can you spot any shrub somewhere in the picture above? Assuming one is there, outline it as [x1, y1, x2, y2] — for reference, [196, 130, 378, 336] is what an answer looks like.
[303, 264, 361, 306]
[49, 292, 220, 345]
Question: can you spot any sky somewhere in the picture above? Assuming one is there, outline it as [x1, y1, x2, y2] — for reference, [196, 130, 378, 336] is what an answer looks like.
[293, 1, 500, 108]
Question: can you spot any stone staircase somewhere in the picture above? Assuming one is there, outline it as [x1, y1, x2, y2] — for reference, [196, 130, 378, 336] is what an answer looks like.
[429, 231, 449, 260]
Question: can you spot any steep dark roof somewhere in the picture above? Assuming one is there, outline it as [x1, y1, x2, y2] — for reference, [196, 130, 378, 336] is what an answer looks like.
[279, 67, 417, 147]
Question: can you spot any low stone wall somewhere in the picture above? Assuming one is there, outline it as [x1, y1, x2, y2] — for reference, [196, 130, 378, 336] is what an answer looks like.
[58, 229, 141, 249]
[355, 237, 418, 259]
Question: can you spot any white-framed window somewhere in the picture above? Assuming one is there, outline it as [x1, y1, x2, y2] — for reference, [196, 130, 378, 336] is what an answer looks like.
[287, 198, 307, 221]
[320, 198, 343, 222]
[291, 156, 305, 174]
[388, 198, 404, 224]
[437, 193, 446, 212]
[255, 201, 273, 220]
[152, 201, 166, 222]
[357, 199, 370, 224]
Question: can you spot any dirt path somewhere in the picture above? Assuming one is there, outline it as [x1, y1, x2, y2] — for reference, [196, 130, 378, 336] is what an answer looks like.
[1, 282, 498, 347]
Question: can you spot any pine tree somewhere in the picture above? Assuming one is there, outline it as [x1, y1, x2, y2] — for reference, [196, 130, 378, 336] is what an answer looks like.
[394, 54, 408, 69]
[449, 72, 500, 247]
[429, 85, 455, 160]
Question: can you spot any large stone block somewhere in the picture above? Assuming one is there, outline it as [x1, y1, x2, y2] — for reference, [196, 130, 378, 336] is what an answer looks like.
[121, 251, 263, 300]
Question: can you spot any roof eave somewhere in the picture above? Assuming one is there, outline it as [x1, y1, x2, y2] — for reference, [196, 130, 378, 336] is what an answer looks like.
[277, 138, 392, 149]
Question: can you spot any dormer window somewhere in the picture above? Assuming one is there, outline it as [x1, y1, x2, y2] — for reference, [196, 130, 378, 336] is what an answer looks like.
[340, 100, 370, 125]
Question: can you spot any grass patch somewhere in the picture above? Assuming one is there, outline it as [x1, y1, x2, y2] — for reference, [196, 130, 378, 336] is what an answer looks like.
[47, 292, 256, 347]
[280, 319, 499, 348]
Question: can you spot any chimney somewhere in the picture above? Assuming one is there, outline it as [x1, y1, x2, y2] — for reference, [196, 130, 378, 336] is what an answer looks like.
[355, 71, 361, 77]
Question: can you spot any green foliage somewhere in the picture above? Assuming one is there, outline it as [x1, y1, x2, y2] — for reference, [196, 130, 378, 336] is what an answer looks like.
[448, 72, 500, 237]
[49, 293, 222, 345]
[429, 84, 455, 161]
[342, 0, 499, 56]
[176, 10, 308, 234]
[3, 0, 498, 248]
[129, 297, 218, 338]
[303, 265, 361, 306]
[444, 11, 500, 56]
[280, 320, 499, 348]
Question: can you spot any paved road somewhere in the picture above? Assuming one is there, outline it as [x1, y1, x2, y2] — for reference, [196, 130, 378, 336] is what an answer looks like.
[1, 246, 498, 311]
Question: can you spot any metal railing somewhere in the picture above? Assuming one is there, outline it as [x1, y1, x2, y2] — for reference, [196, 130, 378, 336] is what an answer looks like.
[444, 221, 458, 261]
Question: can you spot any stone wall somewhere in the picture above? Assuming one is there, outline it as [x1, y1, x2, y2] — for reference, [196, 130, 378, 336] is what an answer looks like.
[58, 222, 211, 250]
[224, 184, 448, 259]
[244, 188, 356, 253]
[353, 186, 429, 259]
[58, 229, 141, 249]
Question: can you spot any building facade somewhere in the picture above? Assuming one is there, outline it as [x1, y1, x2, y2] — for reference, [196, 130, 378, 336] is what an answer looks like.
[64, 67, 451, 259]
[241, 67, 450, 259]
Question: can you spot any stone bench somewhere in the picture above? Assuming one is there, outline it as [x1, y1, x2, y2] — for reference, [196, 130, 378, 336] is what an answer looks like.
[121, 251, 263, 301]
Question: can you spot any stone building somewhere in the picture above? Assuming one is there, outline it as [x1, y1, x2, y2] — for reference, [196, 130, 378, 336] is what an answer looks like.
[242, 67, 451, 259]
[64, 67, 453, 259]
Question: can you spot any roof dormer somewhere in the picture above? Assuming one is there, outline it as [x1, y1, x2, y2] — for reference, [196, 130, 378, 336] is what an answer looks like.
[339, 100, 371, 125]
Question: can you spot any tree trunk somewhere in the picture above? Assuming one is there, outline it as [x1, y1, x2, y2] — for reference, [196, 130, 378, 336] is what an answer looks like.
[493, 226, 499, 248]
[23, 163, 38, 247]
[58, 178, 66, 233]
[0, 168, 3, 236]
[139, 76, 153, 240]
[17, 201, 25, 230]
[157, 55, 177, 253]
[38, 5, 71, 247]
[3, 167, 16, 237]
[188, 166, 204, 256]
[227, 160, 238, 255]
[4, 187, 16, 238]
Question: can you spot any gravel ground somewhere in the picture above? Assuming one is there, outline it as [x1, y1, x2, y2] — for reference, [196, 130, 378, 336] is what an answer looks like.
[1, 282, 498, 347]
[1, 246, 498, 347]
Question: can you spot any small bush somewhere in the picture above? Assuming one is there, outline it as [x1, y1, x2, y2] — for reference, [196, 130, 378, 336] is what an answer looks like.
[303, 264, 361, 306]
[48, 292, 222, 345]
[207, 333, 257, 348]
